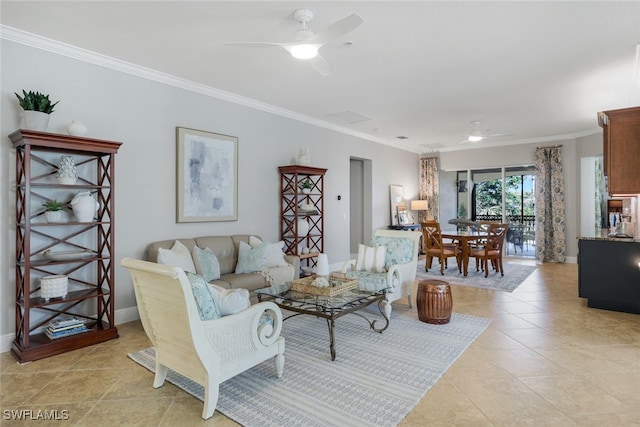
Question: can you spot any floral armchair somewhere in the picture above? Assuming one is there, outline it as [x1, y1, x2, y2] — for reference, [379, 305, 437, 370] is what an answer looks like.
[120, 258, 285, 419]
[341, 229, 421, 315]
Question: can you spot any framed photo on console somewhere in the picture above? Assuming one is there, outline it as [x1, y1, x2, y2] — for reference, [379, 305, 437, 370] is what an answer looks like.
[176, 127, 238, 222]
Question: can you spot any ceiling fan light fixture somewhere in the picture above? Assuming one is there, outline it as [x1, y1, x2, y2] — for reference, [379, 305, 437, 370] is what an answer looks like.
[290, 44, 318, 59]
[468, 135, 483, 142]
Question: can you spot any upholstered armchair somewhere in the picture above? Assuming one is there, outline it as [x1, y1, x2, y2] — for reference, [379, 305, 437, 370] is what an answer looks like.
[120, 258, 285, 419]
[341, 229, 421, 314]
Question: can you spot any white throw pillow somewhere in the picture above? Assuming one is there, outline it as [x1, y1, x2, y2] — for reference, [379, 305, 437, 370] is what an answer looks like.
[157, 240, 196, 274]
[355, 244, 387, 273]
[207, 284, 250, 316]
[192, 246, 221, 282]
[249, 236, 289, 267]
[235, 241, 268, 273]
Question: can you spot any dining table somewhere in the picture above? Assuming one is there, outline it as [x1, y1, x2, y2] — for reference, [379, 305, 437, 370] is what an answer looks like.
[441, 229, 488, 276]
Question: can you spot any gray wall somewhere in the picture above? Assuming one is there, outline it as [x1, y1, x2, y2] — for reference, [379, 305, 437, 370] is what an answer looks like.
[0, 40, 419, 340]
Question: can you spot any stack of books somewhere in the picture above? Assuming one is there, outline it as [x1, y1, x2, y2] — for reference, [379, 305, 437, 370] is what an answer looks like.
[45, 317, 88, 340]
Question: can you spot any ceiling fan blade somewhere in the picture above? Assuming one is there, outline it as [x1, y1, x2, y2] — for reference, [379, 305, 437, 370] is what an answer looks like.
[483, 132, 513, 138]
[308, 54, 331, 76]
[305, 13, 363, 45]
[224, 41, 288, 49]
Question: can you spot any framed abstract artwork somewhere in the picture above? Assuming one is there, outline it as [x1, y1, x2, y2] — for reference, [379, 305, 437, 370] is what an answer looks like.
[176, 127, 238, 222]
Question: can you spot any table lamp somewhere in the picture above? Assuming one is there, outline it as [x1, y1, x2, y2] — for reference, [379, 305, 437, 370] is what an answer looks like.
[411, 200, 428, 223]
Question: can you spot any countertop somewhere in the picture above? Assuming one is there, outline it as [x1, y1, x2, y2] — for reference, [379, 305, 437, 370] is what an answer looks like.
[579, 236, 639, 243]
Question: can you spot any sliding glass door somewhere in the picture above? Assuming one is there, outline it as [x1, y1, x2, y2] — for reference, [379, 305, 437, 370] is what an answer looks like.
[457, 166, 536, 257]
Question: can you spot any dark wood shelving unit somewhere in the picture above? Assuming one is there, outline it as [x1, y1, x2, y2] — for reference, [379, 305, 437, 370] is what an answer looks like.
[9, 129, 122, 363]
[278, 165, 327, 273]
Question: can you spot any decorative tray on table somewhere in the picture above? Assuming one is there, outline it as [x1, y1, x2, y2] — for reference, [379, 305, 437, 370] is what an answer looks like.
[291, 274, 358, 296]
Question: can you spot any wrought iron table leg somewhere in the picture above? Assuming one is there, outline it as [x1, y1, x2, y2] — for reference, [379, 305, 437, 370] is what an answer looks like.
[326, 317, 336, 361]
[371, 299, 390, 333]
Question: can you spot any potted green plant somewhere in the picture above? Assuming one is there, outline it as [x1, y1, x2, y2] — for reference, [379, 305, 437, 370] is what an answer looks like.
[301, 178, 313, 194]
[15, 90, 60, 131]
[43, 199, 65, 223]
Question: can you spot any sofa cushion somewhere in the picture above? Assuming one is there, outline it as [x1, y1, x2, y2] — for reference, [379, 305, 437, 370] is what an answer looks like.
[186, 273, 220, 320]
[355, 243, 387, 272]
[235, 241, 268, 274]
[345, 269, 399, 293]
[157, 240, 197, 274]
[192, 246, 221, 282]
[221, 273, 268, 291]
[249, 236, 289, 267]
[208, 284, 250, 316]
[194, 236, 239, 275]
[370, 236, 414, 269]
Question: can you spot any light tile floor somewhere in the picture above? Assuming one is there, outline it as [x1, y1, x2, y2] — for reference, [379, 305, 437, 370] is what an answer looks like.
[2, 260, 640, 426]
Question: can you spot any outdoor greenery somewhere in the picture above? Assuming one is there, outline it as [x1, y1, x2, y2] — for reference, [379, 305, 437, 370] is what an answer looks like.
[457, 203, 467, 218]
[475, 175, 535, 218]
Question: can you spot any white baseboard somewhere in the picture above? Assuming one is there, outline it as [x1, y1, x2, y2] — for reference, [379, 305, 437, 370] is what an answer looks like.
[115, 305, 141, 325]
[0, 305, 141, 354]
[0, 333, 13, 354]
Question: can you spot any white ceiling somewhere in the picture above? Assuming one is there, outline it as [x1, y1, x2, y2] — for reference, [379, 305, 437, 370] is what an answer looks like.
[2, 1, 640, 153]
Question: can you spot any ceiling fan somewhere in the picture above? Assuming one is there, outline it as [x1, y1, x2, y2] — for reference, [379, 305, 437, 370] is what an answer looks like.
[460, 121, 512, 144]
[225, 9, 363, 76]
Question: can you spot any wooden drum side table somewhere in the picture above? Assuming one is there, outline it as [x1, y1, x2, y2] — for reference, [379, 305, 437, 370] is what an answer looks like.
[416, 280, 453, 324]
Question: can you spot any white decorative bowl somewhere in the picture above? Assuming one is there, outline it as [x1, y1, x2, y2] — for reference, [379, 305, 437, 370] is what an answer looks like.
[41, 275, 68, 301]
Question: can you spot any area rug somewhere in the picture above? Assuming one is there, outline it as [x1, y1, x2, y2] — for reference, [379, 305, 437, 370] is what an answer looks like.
[128, 305, 490, 427]
[415, 261, 536, 292]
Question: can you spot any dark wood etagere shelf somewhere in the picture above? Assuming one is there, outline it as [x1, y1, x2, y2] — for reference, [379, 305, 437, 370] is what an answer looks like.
[278, 165, 327, 274]
[9, 129, 122, 362]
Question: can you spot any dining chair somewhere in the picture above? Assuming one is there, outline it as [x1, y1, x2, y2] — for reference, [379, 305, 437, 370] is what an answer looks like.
[470, 221, 495, 269]
[470, 223, 509, 277]
[421, 221, 461, 275]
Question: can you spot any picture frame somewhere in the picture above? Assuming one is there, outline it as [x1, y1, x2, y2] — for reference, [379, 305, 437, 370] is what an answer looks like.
[397, 209, 410, 225]
[176, 127, 238, 222]
[389, 184, 407, 226]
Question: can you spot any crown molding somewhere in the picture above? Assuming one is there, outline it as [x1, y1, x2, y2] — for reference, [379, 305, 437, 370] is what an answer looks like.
[1, 25, 399, 149]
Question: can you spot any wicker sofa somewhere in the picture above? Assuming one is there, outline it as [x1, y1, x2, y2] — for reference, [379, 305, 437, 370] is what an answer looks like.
[146, 235, 299, 294]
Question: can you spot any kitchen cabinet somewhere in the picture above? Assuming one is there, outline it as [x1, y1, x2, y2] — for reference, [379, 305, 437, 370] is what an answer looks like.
[9, 129, 122, 362]
[578, 238, 640, 314]
[598, 106, 640, 195]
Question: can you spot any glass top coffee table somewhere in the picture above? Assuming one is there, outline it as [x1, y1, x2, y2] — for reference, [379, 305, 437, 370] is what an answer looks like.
[255, 283, 390, 361]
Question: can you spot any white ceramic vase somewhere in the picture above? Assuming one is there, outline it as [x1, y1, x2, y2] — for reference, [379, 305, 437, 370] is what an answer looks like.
[316, 253, 330, 277]
[297, 218, 309, 237]
[57, 155, 77, 185]
[71, 191, 99, 222]
[23, 111, 50, 131]
[67, 121, 88, 136]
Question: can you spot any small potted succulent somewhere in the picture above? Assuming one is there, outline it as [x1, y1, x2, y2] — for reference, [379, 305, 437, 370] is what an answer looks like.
[15, 90, 60, 131]
[301, 178, 313, 194]
[43, 199, 65, 223]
